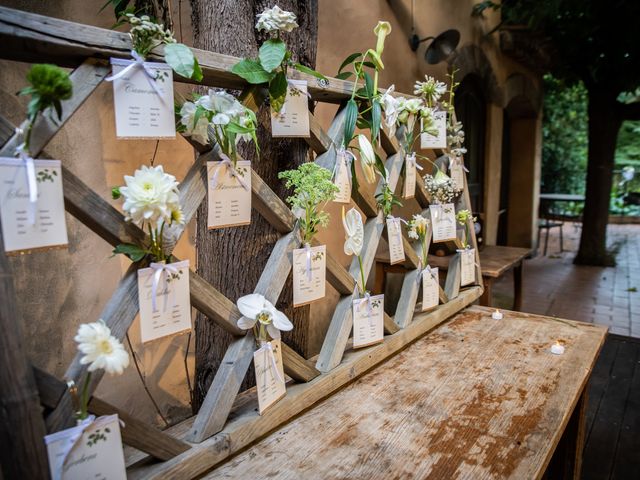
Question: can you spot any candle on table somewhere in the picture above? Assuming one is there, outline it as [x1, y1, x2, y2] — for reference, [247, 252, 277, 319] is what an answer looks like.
[491, 309, 503, 320]
[550, 341, 565, 355]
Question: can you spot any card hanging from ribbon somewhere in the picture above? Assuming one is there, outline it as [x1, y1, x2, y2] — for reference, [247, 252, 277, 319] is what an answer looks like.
[333, 147, 354, 203]
[254, 339, 287, 414]
[271, 79, 311, 138]
[386, 215, 406, 265]
[403, 153, 422, 199]
[430, 203, 457, 243]
[207, 158, 252, 229]
[292, 243, 326, 306]
[352, 292, 384, 348]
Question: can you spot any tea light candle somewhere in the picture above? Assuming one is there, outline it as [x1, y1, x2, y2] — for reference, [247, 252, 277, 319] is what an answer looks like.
[550, 341, 565, 355]
[492, 309, 503, 320]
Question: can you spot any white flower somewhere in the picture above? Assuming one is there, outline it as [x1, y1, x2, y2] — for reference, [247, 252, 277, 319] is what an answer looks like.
[622, 166, 635, 182]
[380, 85, 401, 134]
[255, 5, 298, 33]
[179, 101, 209, 145]
[447, 120, 465, 149]
[75, 320, 129, 375]
[120, 165, 181, 229]
[236, 293, 293, 340]
[403, 98, 424, 114]
[357, 134, 377, 184]
[197, 90, 245, 118]
[414, 76, 447, 105]
[342, 206, 364, 257]
[408, 214, 429, 240]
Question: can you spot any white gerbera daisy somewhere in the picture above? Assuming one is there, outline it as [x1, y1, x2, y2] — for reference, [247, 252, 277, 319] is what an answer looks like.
[74, 320, 129, 375]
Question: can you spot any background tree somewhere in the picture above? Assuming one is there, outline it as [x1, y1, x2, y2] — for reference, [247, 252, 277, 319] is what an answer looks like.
[475, 0, 640, 265]
[189, 0, 317, 410]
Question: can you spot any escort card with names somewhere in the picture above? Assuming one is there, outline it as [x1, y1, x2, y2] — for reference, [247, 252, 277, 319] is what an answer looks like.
[110, 58, 176, 139]
[254, 339, 286, 414]
[386, 218, 405, 265]
[293, 244, 326, 306]
[333, 151, 352, 203]
[0, 158, 68, 254]
[420, 111, 447, 149]
[450, 157, 466, 190]
[352, 294, 384, 348]
[422, 267, 439, 311]
[271, 79, 310, 137]
[430, 203, 457, 243]
[45, 414, 126, 480]
[459, 248, 476, 287]
[137, 260, 191, 343]
[207, 160, 252, 229]
[403, 154, 417, 199]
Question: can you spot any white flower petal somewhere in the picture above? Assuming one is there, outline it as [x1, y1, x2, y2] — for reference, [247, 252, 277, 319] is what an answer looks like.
[237, 293, 267, 319]
[237, 316, 257, 330]
[273, 310, 293, 331]
[266, 324, 281, 339]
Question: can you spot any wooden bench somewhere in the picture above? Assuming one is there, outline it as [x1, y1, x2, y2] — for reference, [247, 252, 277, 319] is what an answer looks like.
[205, 306, 607, 479]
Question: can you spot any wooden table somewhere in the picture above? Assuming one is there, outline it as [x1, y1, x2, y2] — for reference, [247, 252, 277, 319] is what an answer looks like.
[207, 307, 607, 479]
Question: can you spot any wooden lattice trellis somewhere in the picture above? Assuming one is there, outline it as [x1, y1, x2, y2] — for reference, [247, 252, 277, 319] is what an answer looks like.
[0, 6, 483, 479]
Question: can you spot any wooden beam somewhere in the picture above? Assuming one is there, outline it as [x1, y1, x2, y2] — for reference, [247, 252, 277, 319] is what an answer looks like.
[281, 343, 321, 383]
[306, 113, 332, 155]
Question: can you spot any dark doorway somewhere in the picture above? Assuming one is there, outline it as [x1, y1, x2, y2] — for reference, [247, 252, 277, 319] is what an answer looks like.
[497, 110, 511, 245]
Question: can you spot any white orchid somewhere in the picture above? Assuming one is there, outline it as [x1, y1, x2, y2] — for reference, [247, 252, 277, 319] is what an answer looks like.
[255, 5, 299, 34]
[236, 293, 293, 340]
[414, 76, 447, 106]
[342, 206, 364, 257]
[75, 320, 130, 375]
[357, 134, 377, 183]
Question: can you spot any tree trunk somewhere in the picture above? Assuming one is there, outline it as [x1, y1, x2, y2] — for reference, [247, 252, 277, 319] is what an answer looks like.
[575, 88, 622, 266]
[190, 0, 317, 411]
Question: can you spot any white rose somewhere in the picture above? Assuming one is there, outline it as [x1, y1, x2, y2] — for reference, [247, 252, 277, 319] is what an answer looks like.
[255, 5, 298, 33]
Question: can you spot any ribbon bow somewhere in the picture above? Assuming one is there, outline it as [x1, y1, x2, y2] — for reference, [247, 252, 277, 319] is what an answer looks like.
[149, 262, 179, 312]
[449, 155, 469, 173]
[15, 133, 38, 225]
[357, 291, 375, 325]
[258, 341, 285, 385]
[210, 154, 250, 191]
[106, 51, 165, 101]
[406, 152, 424, 172]
[387, 215, 407, 243]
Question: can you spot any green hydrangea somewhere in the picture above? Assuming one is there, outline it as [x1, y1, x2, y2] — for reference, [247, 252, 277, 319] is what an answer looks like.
[19, 64, 73, 123]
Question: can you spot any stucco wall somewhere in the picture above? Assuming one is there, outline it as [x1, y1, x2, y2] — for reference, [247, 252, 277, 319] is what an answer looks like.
[0, 0, 541, 427]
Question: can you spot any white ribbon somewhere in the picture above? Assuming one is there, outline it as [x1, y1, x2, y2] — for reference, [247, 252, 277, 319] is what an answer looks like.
[106, 51, 165, 101]
[406, 152, 424, 172]
[46, 414, 95, 480]
[333, 146, 355, 185]
[258, 341, 285, 385]
[386, 215, 406, 245]
[357, 291, 374, 325]
[303, 243, 313, 282]
[449, 155, 469, 173]
[210, 154, 250, 191]
[15, 135, 38, 225]
[149, 262, 179, 313]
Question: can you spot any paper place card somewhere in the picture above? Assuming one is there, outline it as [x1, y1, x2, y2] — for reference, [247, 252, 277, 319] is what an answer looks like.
[386, 217, 405, 265]
[271, 79, 310, 137]
[0, 158, 68, 254]
[450, 157, 465, 190]
[45, 414, 126, 480]
[422, 267, 439, 311]
[430, 203, 457, 243]
[420, 111, 447, 149]
[403, 154, 417, 199]
[293, 244, 326, 306]
[207, 160, 252, 229]
[459, 248, 476, 287]
[109, 58, 176, 139]
[333, 150, 352, 203]
[352, 294, 384, 348]
[137, 260, 191, 343]
[254, 339, 286, 414]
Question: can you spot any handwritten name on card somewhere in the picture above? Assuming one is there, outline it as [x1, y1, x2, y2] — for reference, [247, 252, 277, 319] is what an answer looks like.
[110, 58, 176, 139]
[333, 150, 352, 203]
[293, 244, 326, 306]
[386, 217, 406, 265]
[422, 267, 439, 311]
[459, 248, 476, 287]
[420, 111, 447, 149]
[207, 160, 252, 229]
[430, 203, 457, 243]
[0, 158, 68, 254]
[137, 260, 191, 343]
[254, 339, 286, 414]
[271, 79, 310, 137]
[352, 294, 384, 348]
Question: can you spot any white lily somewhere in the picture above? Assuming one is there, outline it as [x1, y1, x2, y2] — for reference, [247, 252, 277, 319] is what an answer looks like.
[236, 293, 293, 340]
[357, 134, 377, 184]
[342, 206, 364, 257]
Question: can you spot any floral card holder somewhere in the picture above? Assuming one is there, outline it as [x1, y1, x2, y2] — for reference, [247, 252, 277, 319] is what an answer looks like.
[422, 267, 439, 311]
[109, 58, 176, 139]
[44, 414, 126, 480]
[352, 294, 384, 348]
[207, 160, 252, 229]
[137, 259, 191, 343]
[459, 248, 476, 287]
[293, 244, 326, 306]
[333, 150, 352, 203]
[386, 217, 405, 265]
[271, 79, 310, 137]
[430, 203, 457, 242]
[254, 339, 286, 414]
[420, 111, 447, 149]
[0, 158, 68, 254]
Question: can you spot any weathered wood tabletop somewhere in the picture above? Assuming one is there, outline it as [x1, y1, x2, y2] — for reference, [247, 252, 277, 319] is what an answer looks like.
[427, 245, 531, 278]
[205, 306, 607, 479]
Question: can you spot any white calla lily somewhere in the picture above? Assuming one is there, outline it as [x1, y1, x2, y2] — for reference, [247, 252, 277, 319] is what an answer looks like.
[357, 134, 377, 183]
[342, 206, 364, 257]
[236, 293, 293, 340]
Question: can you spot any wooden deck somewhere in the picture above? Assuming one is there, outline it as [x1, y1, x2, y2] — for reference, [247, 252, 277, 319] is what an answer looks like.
[583, 334, 640, 479]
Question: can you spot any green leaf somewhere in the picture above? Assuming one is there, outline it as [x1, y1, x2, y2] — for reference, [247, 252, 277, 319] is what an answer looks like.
[338, 52, 362, 74]
[363, 72, 374, 98]
[231, 58, 274, 84]
[226, 122, 254, 134]
[292, 63, 327, 81]
[111, 186, 121, 199]
[164, 43, 199, 80]
[259, 39, 287, 73]
[269, 71, 288, 113]
[335, 71, 353, 80]
[112, 243, 147, 262]
[343, 99, 358, 147]
[191, 57, 203, 82]
[371, 99, 381, 144]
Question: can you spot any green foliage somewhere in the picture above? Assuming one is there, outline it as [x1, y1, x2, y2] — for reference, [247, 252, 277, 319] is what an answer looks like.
[164, 43, 203, 81]
[375, 183, 402, 217]
[112, 243, 147, 262]
[231, 59, 275, 84]
[615, 121, 640, 167]
[278, 163, 339, 243]
[259, 39, 287, 73]
[18, 64, 73, 123]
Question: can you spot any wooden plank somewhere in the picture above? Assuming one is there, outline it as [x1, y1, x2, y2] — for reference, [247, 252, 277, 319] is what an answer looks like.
[306, 112, 332, 155]
[204, 307, 607, 480]
[478, 245, 531, 278]
[379, 127, 400, 156]
[281, 343, 321, 383]
[321, 240, 356, 295]
[383, 312, 400, 335]
[126, 287, 483, 480]
[444, 252, 461, 300]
